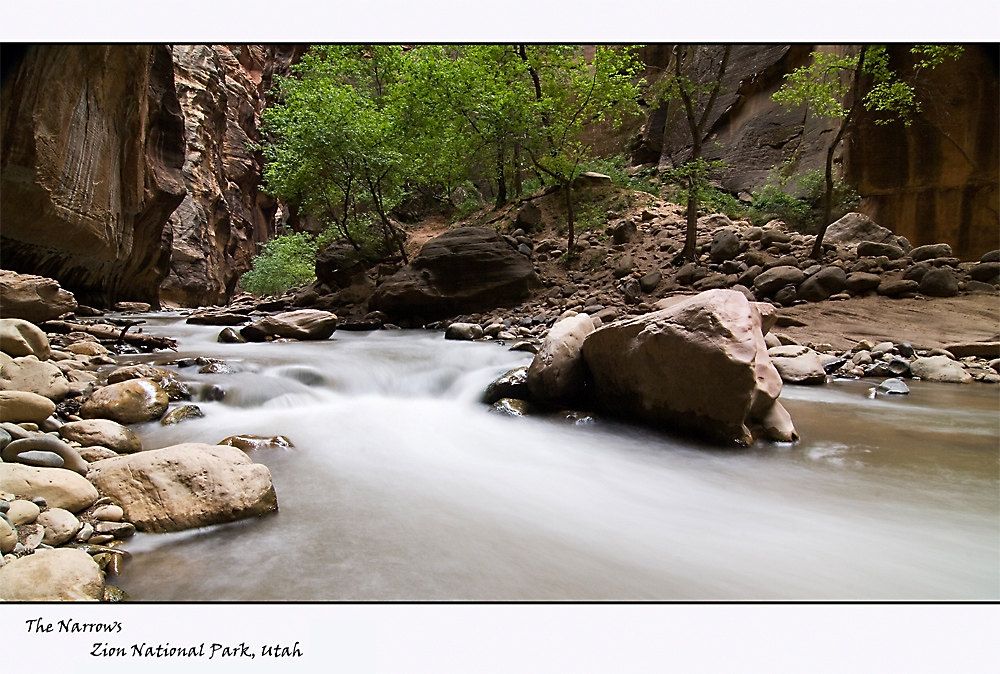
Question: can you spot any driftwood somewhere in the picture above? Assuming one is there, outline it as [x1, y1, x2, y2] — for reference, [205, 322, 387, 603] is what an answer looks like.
[40, 320, 177, 351]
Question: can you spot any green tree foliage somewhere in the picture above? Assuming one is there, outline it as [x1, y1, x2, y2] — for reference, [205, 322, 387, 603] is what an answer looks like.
[651, 45, 732, 263]
[258, 45, 643, 268]
[260, 46, 414, 264]
[773, 45, 963, 259]
[239, 232, 319, 296]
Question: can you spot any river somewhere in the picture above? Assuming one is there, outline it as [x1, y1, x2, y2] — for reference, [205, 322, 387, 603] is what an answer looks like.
[107, 314, 998, 600]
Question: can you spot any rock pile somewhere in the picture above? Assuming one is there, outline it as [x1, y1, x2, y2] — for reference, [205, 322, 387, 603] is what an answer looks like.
[0, 306, 280, 601]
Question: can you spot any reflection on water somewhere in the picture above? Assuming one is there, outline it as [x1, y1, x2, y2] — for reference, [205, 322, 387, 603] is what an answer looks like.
[110, 315, 999, 600]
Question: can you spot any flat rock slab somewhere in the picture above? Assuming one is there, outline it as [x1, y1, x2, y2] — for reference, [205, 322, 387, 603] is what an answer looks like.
[87, 443, 278, 533]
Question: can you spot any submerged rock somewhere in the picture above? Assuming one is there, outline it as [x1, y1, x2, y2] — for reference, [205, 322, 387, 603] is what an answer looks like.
[483, 367, 530, 405]
[218, 435, 294, 452]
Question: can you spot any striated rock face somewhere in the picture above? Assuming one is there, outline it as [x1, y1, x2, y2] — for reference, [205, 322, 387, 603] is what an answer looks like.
[1, 45, 186, 307]
[634, 45, 998, 260]
[846, 45, 999, 260]
[160, 45, 304, 307]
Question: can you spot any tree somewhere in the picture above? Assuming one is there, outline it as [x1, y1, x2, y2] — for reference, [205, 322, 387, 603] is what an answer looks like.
[773, 45, 964, 259]
[260, 45, 414, 264]
[653, 45, 732, 263]
[517, 46, 644, 255]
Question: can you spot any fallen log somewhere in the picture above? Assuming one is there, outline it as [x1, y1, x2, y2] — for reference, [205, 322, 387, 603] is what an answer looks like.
[39, 320, 177, 351]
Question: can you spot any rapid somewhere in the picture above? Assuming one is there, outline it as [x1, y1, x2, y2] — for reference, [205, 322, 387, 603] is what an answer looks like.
[110, 314, 999, 600]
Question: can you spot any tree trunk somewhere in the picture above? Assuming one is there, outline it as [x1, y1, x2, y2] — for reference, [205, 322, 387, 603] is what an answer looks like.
[810, 142, 838, 260]
[495, 149, 507, 208]
[809, 45, 868, 261]
[564, 180, 575, 256]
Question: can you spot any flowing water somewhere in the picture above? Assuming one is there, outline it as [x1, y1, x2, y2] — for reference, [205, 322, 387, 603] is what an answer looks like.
[108, 314, 998, 600]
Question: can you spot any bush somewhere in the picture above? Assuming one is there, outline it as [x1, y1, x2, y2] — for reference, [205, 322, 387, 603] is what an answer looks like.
[579, 155, 659, 194]
[239, 232, 319, 296]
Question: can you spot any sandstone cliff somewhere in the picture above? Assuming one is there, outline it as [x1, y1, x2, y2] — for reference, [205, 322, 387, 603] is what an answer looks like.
[1, 45, 186, 307]
[2, 44, 304, 309]
[160, 45, 304, 307]
[633, 45, 999, 260]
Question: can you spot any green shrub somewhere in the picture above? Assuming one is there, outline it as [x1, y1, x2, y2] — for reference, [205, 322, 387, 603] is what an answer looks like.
[239, 232, 319, 296]
[579, 154, 659, 194]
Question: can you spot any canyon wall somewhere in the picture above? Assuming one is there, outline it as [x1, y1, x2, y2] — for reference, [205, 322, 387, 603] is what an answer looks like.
[159, 44, 304, 307]
[1, 45, 186, 307]
[1, 44, 304, 308]
[633, 45, 999, 260]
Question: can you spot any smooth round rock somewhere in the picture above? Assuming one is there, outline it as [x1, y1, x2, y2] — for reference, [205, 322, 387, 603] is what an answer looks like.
[877, 378, 910, 394]
[918, 268, 959, 297]
[37, 507, 82, 546]
[59, 419, 142, 454]
[490, 398, 533, 417]
[79, 379, 169, 424]
[2, 435, 89, 475]
[910, 356, 973, 383]
[0, 357, 70, 402]
[11, 450, 64, 468]
[0, 464, 99, 512]
[0, 547, 104, 601]
[65, 341, 109, 357]
[94, 521, 135, 539]
[0, 390, 57, 424]
[483, 367, 530, 405]
[6, 499, 41, 526]
[0, 516, 16, 554]
[77, 446, 120, 462]
[0, 318, 51, 360]
[92, 504, 124, 522]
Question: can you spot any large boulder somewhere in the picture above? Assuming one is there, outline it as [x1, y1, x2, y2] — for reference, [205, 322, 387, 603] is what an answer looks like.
[753, 265, 806, 297]
[526, 313, 597, 404]
[910, 356, 972, 383]
[824, 213, 897, 245]
[581, 289, 789, 445]
[86, 443, 278, 533]
[0, 318, 52, 360]
[240, 309, 338, 342]
[0, 271, 78, 323]
[370, 227, 541, 320]
[0, 548, 104, 601]
[79, 379, 169, 424]
[0, 463, 100, 512]
[797, 266, 848, 302]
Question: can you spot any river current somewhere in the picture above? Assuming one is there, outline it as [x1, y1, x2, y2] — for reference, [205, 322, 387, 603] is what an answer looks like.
[108, 314, 998, 600]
